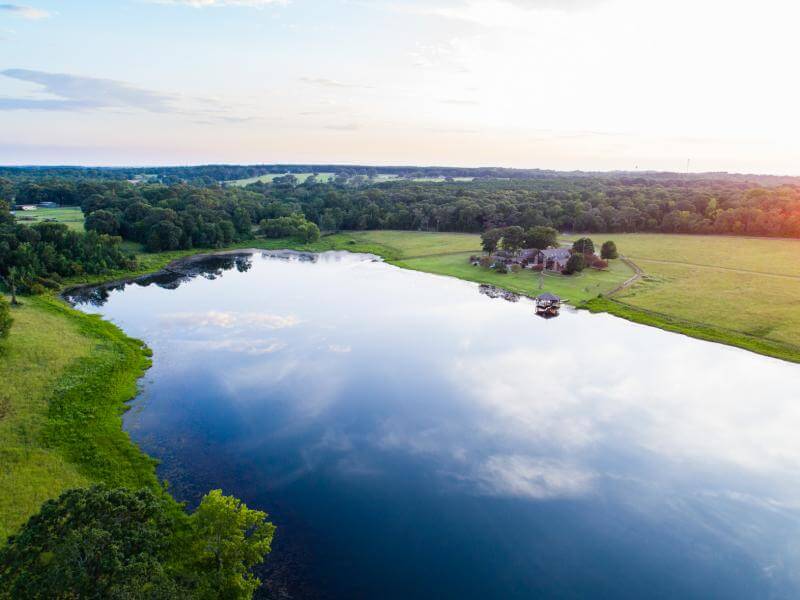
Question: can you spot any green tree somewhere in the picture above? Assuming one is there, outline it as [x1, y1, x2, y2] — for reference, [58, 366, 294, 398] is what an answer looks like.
[501, 226, 525, 253]
[0, 295, 11, 339]
[480, 228, 503, 253]
[572, 237, 595, 255]
[0, 486, 276, 600]
[85, 209, 120, 236]
[564, 253, 586, 274]
[523, 226, 559, 250]
[600, 240, 618, 259]
[183, 490, 276, 600]
[0, 486, 183, 599]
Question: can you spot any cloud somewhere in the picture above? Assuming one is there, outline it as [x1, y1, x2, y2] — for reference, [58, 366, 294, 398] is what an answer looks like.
[0, 3, 50, 19]
[148, 0, 287, 7]
[476, 455, 595, 499]
[0, 69, 176, 112]
[161, 310, 302, 330]
[299, 77, 373, 90]
[324, 123, 359, 131]
[440, 98, 479, 106]
[506, 0, 607, 9]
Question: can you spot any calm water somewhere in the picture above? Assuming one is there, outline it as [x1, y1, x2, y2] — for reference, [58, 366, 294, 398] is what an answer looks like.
[70, 251, 800, 599]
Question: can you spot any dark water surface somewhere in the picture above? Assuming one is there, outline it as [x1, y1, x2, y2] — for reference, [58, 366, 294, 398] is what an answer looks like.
[70, 251, 800, 599]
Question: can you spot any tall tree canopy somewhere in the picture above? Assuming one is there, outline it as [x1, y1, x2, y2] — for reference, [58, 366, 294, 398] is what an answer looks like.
[0, 486, 275, 600]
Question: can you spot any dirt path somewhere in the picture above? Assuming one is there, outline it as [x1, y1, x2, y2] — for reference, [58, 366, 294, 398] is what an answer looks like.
[628, 256, 800, 281]
[606, 256, 644, 297]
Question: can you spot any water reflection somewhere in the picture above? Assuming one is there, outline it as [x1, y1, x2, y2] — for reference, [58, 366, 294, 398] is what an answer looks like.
[72, 251, 800, 599]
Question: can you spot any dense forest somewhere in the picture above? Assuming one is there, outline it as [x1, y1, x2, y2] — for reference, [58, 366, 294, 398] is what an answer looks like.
[2, 164, 800, 186]
[0, 198, 133, 299]
[3, 170, 800, 250]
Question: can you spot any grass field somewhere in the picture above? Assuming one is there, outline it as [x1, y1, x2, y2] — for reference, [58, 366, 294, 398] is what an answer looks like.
[13, 207, 85, 231]
[0, 295, 158, 542]
[227, 172, 336, 186]
[559, 233, 800, 361]
[227, 173, 474, 186]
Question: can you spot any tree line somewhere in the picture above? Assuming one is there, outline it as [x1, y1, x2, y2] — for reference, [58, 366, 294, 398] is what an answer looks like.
[43, 175, 800, 241]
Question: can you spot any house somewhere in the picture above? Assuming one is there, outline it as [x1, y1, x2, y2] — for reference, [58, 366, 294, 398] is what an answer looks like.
[38, 202, 60, 209]
[534, 248, 571, 271]
[15, 205, 37, 211]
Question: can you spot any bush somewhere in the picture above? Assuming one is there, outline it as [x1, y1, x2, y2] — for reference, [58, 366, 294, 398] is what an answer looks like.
[259, 213, 320, 242]
[495, 262, 508, 274]
[531, 264, 544, 272]
[572, 238, 595, 255]
[563, 253, 587, 274]
[591, 259, 609, 270]
[478, 256, 492, 268]
[510, 264, 522, 273]
[0, 296, 11, 339]
[601, 240, 619, 259]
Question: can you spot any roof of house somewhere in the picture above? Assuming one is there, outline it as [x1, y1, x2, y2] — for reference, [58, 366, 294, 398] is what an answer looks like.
[537, 293, 561, 302]
[540, 248, 571, 260]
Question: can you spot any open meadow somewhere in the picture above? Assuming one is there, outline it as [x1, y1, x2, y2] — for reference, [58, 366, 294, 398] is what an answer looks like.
[566, 234, 800, 350]
[12, 207, 85, 231]
[227, 172, 336, 186]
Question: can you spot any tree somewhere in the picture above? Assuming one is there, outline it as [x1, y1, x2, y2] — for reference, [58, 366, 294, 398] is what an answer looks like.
[0, 486, 276, 600]
[183, 490, 276, 600]
[85, 209, 120, 236]
[2, 266, 24, 306]
[601, 240, 619, 259]
[563, 253, 586, 274]
[501, 226, 525, 253]
[480, 228, 503, 253]
[0, 486, 182, 599]
[0, 295, 11, 339]
[572, 237, 595, 255]
[523, 226, 558, 250]
[146, 221, 183, 252]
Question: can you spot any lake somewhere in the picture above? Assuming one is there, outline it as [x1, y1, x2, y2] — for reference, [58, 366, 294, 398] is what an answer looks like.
[69, 250, 800, 599]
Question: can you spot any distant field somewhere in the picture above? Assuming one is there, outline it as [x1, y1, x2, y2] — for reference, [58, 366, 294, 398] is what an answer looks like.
[227, 173, 474, 186]
[227, 172, 336, 186]
[565, 233, 800, 351]
[13, 207, 85, 231]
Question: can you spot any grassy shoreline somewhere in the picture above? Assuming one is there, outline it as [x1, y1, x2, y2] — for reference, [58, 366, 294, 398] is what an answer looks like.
[0, 296, 162, 541]
[582, 297, 800, 364]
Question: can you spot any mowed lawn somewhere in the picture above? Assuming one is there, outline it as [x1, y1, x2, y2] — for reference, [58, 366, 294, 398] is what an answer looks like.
[578, 234, 800, 348]
[14, 207, 85, 231]
[325, 231, 634, 303]
[0, 297, 92, 541]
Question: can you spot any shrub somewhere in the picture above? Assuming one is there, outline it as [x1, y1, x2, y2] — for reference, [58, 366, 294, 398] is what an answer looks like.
[478, 256, 492, 268]
[531, 264, 544, 272]
[601, 240, 619, 259]
[592, 259, 609, 270]
[495, 262, 508, 274]
[572, 238, 595, 255]
[510, 264, 522, 273]
[563, 253, 587, 274]
[0, 296, 11, 339]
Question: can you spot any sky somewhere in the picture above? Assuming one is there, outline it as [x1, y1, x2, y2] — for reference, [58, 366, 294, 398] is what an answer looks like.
[0, 0, 799, 173]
